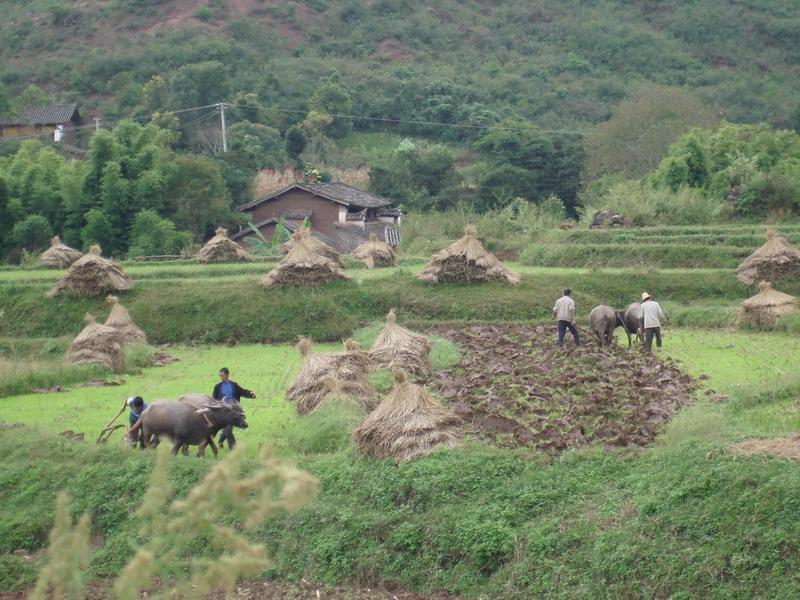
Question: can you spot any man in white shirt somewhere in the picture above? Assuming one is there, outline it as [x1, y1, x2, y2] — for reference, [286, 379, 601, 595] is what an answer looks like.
[641, 292, 666, 353]
[553, 288, 581, 348]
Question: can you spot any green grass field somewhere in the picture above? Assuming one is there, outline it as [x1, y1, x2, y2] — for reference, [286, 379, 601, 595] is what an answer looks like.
[5, 225, 800, 598]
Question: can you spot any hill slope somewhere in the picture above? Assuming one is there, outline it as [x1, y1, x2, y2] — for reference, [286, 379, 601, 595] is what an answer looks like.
[1, 0, 799, 133]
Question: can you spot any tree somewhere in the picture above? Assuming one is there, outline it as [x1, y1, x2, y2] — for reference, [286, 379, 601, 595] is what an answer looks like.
[476, 165, 538, 211]
[143, 75, 170, 115]
[14, 84, 50, 111]
[226, 122, 286, 172]
[82, 130, 120, 204]
[475, 119, 584, 213]
[0, 81, 11, 117]
[170, 61, 230, 110]
[586, 84, 717, 180]
[100, 161, 132, 252]
[128, 210, 192, 257]
[0, 176, 16, 254]
[12, 215, 52, 251]
[284, 125, 307, 161]
[80, 209, 114, 251]
[308, 82, 353, 138]
[164, 156, 230, 239]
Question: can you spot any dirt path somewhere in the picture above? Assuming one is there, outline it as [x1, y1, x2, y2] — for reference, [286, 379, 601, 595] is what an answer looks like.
[430, 324, 696, 450]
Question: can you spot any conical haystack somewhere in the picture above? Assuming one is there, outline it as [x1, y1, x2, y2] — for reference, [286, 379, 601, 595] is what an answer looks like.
[38, 236, 83, 268]
[351, 233, 396, 268]
[104, 295, 146, 344]
[281, 228, 343, 267]
[287, 337, 376, 414]
[369, 309, 432, 376]
[418, 225, 520, 285]
[352, 370, 462, 462]
[310, 376, 377, 414]
[737, 229, 800, 285]
[738, 281, 797, 328]
[65, 314, 125, 372]
[196, 227, 253, 263]
[47, 245, 133, 298]
[261, 230, 349, 288]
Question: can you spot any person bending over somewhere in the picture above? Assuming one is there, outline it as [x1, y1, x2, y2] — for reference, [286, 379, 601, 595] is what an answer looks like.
[127, 396, 148, 445]
[212, 367, 256, 450]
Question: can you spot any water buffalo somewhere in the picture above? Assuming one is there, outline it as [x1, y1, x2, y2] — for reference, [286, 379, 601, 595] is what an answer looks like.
[589, 305, 626, 346]
[139, 398, 248, 457]
[622, 302, 644, 346]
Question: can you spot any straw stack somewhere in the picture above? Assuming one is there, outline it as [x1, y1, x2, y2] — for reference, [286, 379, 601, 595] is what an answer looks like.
[369, 309, 431, 377]
[38, 236, 83, 268]
[47, 245, 133, 298]
[281, 228, 343, 267]
[418, 225, 519, 284]
[737, 229, 800, 285]
[352, 370, 462, 462]
[286, 337, 376, 414]
[261, 230, 349, 288]
[738, 281, 797, 328]
[104, 295, 146, 344]
[351, 233, 396, 268]
[65, 314, 125, 372]
[196, 227, 253, 263]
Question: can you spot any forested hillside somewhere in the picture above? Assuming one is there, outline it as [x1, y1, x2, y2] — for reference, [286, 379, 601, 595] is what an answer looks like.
[2, 0, 800, 261]
[2, 0, 798, 132]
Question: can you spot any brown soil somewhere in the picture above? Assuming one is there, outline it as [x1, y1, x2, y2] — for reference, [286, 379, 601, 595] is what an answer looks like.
[429, 324, 696, 451]
[728, 436, 800, 460]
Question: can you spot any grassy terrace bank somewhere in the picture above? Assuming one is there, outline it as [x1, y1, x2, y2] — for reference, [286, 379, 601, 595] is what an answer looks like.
[2, 269, 793, 343]
[3, 332, 800, 597]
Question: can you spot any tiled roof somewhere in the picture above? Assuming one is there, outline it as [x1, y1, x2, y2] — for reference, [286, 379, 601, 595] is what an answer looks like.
[0, 103, 79, 126]
[237, 182, 393, 212]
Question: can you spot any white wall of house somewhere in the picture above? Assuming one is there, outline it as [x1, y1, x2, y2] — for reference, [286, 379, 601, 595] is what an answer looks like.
[338, 206, 347, 223]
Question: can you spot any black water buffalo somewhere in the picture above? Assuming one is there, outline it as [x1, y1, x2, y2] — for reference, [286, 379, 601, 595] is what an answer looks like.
[588, 305, 626, 346]
[139, 398, 248, 457]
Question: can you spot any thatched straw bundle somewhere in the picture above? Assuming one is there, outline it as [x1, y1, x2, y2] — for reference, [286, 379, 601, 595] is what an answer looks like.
[261, 230, 349, 288]
[47, 245, 133, 298]
[737, 229, 800, 286]
[738, 281, 797, 328]
[287, 337, 376, 414]
[351, 233, 396, 268]
[104, 295, 146, 344]
[352, 370, 462, 462]
[38, 236, 82, 268]
[418, 225, 520, 285]
[311, 376, 378, 414]
[196, 227, 253, 263]
[281, 228, 343, 267]
[369, 309, 431, 377]
[65, 314, 125, 372]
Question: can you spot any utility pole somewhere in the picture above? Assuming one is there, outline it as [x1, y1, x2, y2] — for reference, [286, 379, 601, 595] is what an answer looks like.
[92, 110, 101, 133]
[218, 102, 228, 153]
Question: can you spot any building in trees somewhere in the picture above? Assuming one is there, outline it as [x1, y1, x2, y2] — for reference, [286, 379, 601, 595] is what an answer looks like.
[234, 182, 401, 252]
[0, 104, 82, 145]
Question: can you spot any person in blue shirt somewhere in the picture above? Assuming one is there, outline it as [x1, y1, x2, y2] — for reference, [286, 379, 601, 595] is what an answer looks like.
[212, 367, 256, 450]
[127, 396, 148, 445]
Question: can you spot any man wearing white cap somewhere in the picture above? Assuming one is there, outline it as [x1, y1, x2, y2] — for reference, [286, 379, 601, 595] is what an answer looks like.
[641, 292, 666, 353]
